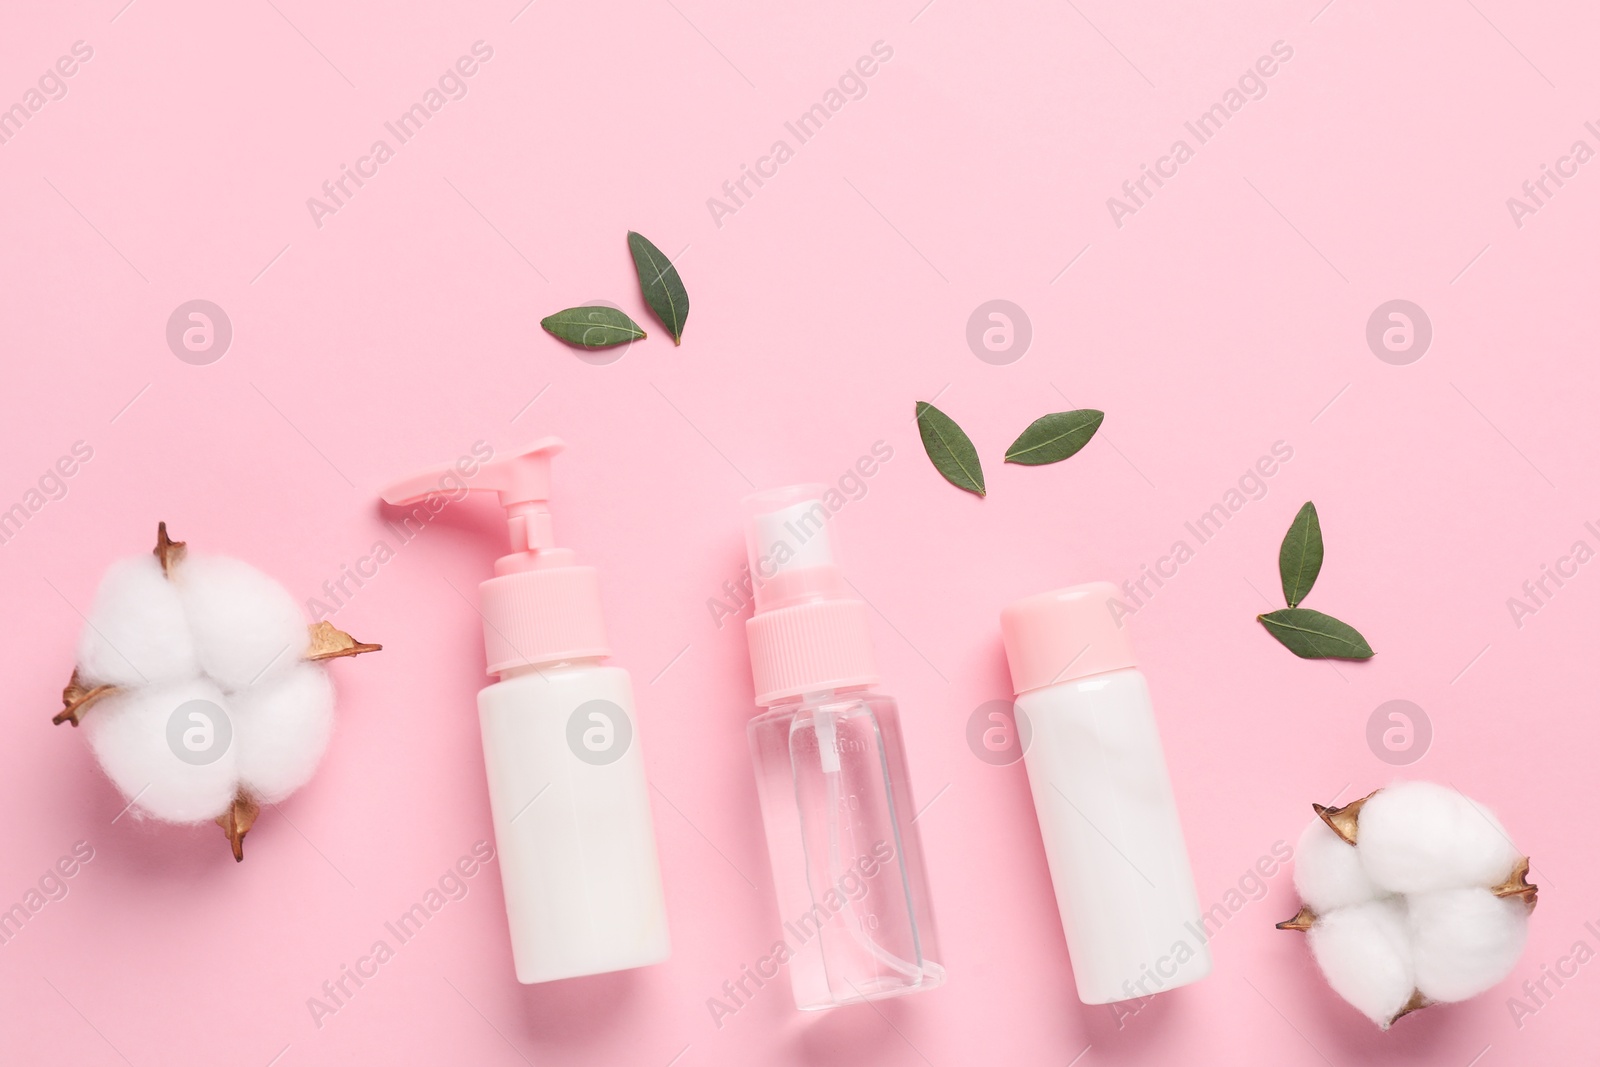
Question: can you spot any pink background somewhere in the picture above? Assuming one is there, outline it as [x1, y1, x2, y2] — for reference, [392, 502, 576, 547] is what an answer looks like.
[2, 0, 1595, 1063]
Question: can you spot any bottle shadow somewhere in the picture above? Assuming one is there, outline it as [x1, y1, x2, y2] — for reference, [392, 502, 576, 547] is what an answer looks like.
[786, 997, 910, 1065]
[1068, 982, 1203, 1064]
[510, 967, 641, 1046]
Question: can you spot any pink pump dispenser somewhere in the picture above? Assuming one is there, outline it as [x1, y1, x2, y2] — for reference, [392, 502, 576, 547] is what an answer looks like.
[381, 438, 608, 675]
[380, 438, 670, 984]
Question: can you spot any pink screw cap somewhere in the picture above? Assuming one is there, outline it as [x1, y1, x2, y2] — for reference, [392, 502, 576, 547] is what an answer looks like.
[1001, 582, 1137, 695]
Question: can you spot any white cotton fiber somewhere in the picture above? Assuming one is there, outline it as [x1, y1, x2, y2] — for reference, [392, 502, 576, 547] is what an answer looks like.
[71, 546, 351, 834]
[175, 554, 308, 691]
[1295, 817, 1382, 913]
[83, 680, 238, 823]
[1408, 888, 1528, 1003]
[231, 663, 334, 803]
[1357, 781, 1523, 894]
[1306, 899, 1415, 1028]
[76, 556, 198, 688]
[1287, 780, 1534, 1027]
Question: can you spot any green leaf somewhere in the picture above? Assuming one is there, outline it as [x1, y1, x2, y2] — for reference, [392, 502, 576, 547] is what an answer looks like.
[1004, 409, 1105, 466]
[915, 401, 985, 496]
[1278, 501, 1324, 608]
[627, 231, 689, 345]
[1258, 608, 1374, 660]
[540, 306, 646, 349]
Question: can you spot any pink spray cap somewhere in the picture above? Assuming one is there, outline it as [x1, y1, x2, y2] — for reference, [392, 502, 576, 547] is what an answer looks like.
[381, 438, 610, 676]
[742, 485, 879, 706]
[1001, 582, 1138, 695]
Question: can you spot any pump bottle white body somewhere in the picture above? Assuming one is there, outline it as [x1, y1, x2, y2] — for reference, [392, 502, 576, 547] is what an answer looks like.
[479, 660, 670, 984]
[1015, 667, 1211, 1004]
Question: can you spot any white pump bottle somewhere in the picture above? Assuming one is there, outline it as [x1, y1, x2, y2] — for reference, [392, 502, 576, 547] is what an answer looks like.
[382, 439, 670, 984]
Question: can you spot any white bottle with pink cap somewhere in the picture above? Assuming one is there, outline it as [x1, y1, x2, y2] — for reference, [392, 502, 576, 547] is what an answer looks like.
[382, 439, 669, 984]
[1001, 583, 1210, 1005]
[742, 485, 944, 1010]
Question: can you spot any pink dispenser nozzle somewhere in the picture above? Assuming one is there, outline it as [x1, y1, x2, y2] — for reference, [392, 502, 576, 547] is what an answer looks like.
[381, 438, 566, 574]
[380, 438, 610, 675]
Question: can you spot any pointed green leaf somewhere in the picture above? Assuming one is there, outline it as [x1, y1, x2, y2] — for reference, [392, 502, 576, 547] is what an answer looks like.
[1258, 608, 1373, 660]
[915, 401, 985, 496]
[1278, 501, 1323, 608]
[540, 306, 646, 349]
[1004, 409, 1105, 466]
[627, 231, 689, 344]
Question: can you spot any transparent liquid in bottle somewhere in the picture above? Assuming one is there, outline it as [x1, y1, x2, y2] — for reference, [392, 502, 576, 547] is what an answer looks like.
[748, 689, 944, 1009]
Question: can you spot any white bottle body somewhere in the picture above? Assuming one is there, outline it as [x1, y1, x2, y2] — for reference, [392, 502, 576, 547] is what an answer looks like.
[1016, 667, 1210, 1004]
[478, 661, 670, 984]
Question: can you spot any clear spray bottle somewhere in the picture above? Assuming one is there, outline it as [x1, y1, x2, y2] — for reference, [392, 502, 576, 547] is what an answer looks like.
[741, 486, 943, 1009]
[381, 439, 670, 984]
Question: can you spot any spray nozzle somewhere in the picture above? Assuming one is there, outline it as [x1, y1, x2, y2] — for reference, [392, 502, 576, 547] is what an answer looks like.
[741, 484, 879, 704]
[380, 438, 565, 563]
[742, 484, 851, 612]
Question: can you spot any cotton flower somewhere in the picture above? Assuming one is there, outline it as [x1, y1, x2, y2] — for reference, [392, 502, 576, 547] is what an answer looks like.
[55, 525, 378, 859]
[1279, 781, 1535, 1028]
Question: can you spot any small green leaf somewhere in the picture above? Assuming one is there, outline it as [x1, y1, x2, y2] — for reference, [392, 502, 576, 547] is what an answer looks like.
[628, 231, 689, 345]
[1278, 501, 1324, 608]
[540, 306, 646, 349]
[915, 401, 985, 497]
[1004, 409, 1105, 466]
[1258, 608, 1373, 660]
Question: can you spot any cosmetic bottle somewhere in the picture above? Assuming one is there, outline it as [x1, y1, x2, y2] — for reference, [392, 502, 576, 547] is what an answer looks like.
[1001, 583, 1210, 1004]
[381, 439, 669, 984]
[741, 485, 943, 1010]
